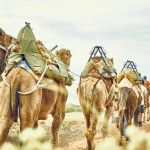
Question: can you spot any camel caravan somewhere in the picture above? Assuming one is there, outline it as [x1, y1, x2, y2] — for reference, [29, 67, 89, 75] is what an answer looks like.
[0, 22, 150, 150]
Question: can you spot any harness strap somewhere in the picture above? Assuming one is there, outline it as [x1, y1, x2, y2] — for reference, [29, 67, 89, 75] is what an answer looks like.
[0, 44, 13, 64]
[18, 65, 48, 95]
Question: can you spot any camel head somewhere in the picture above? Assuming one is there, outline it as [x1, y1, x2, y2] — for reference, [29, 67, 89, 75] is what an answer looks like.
[0, 28, 20, 76]
[0, 28, 13, 75]
[56, 49, 72, 67]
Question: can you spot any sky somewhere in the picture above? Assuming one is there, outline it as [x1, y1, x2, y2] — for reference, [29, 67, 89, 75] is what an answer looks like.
[1, 0, 150, 105]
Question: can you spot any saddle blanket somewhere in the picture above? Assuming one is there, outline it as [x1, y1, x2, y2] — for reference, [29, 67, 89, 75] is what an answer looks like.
[15, 55, 39, 81]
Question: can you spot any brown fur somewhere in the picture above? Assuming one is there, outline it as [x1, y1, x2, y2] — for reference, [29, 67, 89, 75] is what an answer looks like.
[38, 49, 71, 147]
[0, 49, 71, 147]
[77, 58, 116, 150]
[56, 49, 71, 67]
[0, 67, 42, 144]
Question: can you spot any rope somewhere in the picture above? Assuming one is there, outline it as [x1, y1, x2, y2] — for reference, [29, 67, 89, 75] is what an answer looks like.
[1, 73, 10, 87]
[18, 65, 48, 95]
[69, 71, 80, 78]
[2, 64, 48, 95]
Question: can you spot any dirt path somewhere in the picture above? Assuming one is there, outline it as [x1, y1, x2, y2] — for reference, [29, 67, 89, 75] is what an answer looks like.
[60, 123, 119, 150]
[6, 112, 150, 150]
[61, 121, 150, 150]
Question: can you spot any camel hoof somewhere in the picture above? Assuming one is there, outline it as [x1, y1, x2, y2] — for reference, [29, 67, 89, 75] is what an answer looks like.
[49, 139, 58, 148]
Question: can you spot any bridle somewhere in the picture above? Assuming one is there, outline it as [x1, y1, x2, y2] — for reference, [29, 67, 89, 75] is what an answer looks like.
[0, 43, 13, 64]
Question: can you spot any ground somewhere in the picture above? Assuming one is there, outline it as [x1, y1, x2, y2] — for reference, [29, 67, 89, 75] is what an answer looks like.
[6, 112, 150, 150]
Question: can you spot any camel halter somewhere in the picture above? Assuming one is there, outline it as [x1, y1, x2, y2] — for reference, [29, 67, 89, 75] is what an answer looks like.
[0, 44, 13, 62]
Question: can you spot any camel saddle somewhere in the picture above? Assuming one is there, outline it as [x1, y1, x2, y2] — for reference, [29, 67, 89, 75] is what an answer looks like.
[81, 56, 117, 79]
[81, 56, 117, 93]
[117, 68, 142, 85]
[6, 23, 73, 86]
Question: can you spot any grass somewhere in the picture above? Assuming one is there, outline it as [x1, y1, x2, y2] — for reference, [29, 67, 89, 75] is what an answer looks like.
[65, 103, 82, 113]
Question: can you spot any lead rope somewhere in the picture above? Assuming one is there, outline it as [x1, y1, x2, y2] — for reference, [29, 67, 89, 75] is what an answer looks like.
[69, 71, 80, 78]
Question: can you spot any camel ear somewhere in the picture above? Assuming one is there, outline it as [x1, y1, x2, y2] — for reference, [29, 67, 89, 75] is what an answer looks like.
[67, 50, 72, 57]
[12, 38, 18, 44]
[12, 38, 15, 44]
[56, 50, 59, 56]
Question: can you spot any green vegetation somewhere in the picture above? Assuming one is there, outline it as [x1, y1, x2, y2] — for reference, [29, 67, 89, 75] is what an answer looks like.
[65, 103, 82, 113]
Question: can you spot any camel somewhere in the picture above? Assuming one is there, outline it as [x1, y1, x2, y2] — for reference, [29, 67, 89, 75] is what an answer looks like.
[77, 56, 116, 150]
[39, 49, 72, 147]
[0, 48, 72, 147]
[117, 68, 142, 139]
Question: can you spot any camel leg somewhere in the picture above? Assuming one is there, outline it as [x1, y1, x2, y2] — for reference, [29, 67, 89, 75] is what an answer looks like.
[0, 111, 13, 145]
[85, 114, 90, 129]
[20, 110, 39, 131]
[134, 108, 140, 126]
[128, 108, 135, 126]
[124, 109, 129, 126]
[85, 113, 99, 150]
[83, 114, 91, 150]
[50, 112, 65, 147]
[19, 89, 42, 131]
[0, 86, 13, 145]
[119, 110, 124, 137]
[50, 92, 67, 148]
[101, 103, 113, 139]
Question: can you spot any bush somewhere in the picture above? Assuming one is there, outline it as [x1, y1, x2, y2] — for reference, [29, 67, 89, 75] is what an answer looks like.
[65, 104, 82, 113]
